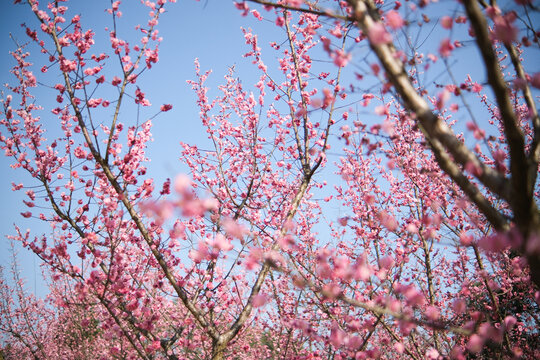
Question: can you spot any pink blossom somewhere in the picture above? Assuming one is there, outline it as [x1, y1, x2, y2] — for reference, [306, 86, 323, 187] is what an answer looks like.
[459, 232, 473, 246]
[212, 234, 233, 252]
[386, 10, 404, 30]
[368, 23, 392, 45]
[493, 14, 518, 44]
[234, 1, 249, 16]
[394, 342, 405, 354]
[353, 263, 372, 281]
[252, 293, 268, 307]
[440, 16, 453, 29]
[322, 87, 335, 108]
[478, 233, 510, 252]
[467, 334, 484, 353]
[329, 324, 346, 347]
[369, 63, 380, 77]
[331, 49, 351, 67]
[426, 348, 439, 359]
[471, 82, 483, 93]
[189, 241, 209, 263]
[245, 248, 262, 270]
[329, 25, 343, 38]
[439, 38, 454, 57]
[278, 234, 295, 250]
[222, 218, 247, 239]
[285, 0, 303, 7]
[381, 119, 395, 136]
[251, 9, 263, 21]
[504, 315, 517, 331]
[402, 285, 426, 306]
[87, 98, 102, 108]
[160, 104, 172, 112]
[426, 305, 440, 320]
[436, 90, 450, 110]
[174, 174, 191, 194]
[320, 36, 332, 54]
[531, 72, 540, 89]
[111, 76, 122, 86]
[60, 58, 77, 72]
[378, 210, 398, 231]
[134, 88, 151, 106]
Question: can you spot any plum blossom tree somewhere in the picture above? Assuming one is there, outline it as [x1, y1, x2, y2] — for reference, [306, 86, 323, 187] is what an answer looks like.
[1, 0, 539, 359]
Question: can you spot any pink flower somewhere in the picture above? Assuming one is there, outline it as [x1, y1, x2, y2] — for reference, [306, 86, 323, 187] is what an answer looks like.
[381, 119, 395, 136]
[368, 23, 392, 45]
[174, 174, 191, 194]
[329, 25, 343, 38]
[471, 82, 483, 93]
[222, 218, 247, 239]
[493, 15, 518, 44]
[452, 298, 467, 314]
[60, 58, 77, 73]
[467, 334, 484, 353]
[531, 72, 540, 89]
[439, 38, 454, 57]
[329, 324, 346, 347]
[375, 105, 388, 116]
[331, 49, 351, 67]
[234, 1, 249, 16]
[135, 88, 151, 106]
[111, 76, 122, 86]
[189, 241, 209, 263]
[371, 63, 380, 76]
[386, 10, 404, 30]
[87, 98, 102, 108]
[252, 293, 268, 307]
[212, 234, 233, 252]
[322, 87, 335, 108]
[478, 233, 510, 252]
[436, 90, 450, 110]
[320, 36, 331, 53]
[459, 232, 473, 246]
[251, 9, 263, 21]
[353, 263, 372, 281]
[285, 0, 303, 6]
[378, 210, 398, 231]
[426, 348, 440, 359]
[278, 234, 295, 250]
[426, 305, 440, 320]
[504, 315, 517, 331]
[160, 104, 173, 112]
[440, 16, 453, 29]
[402, 285, 426, 306]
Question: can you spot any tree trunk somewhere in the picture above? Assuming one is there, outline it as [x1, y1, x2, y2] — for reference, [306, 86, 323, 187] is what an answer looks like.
[211, 339, 226, 360]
